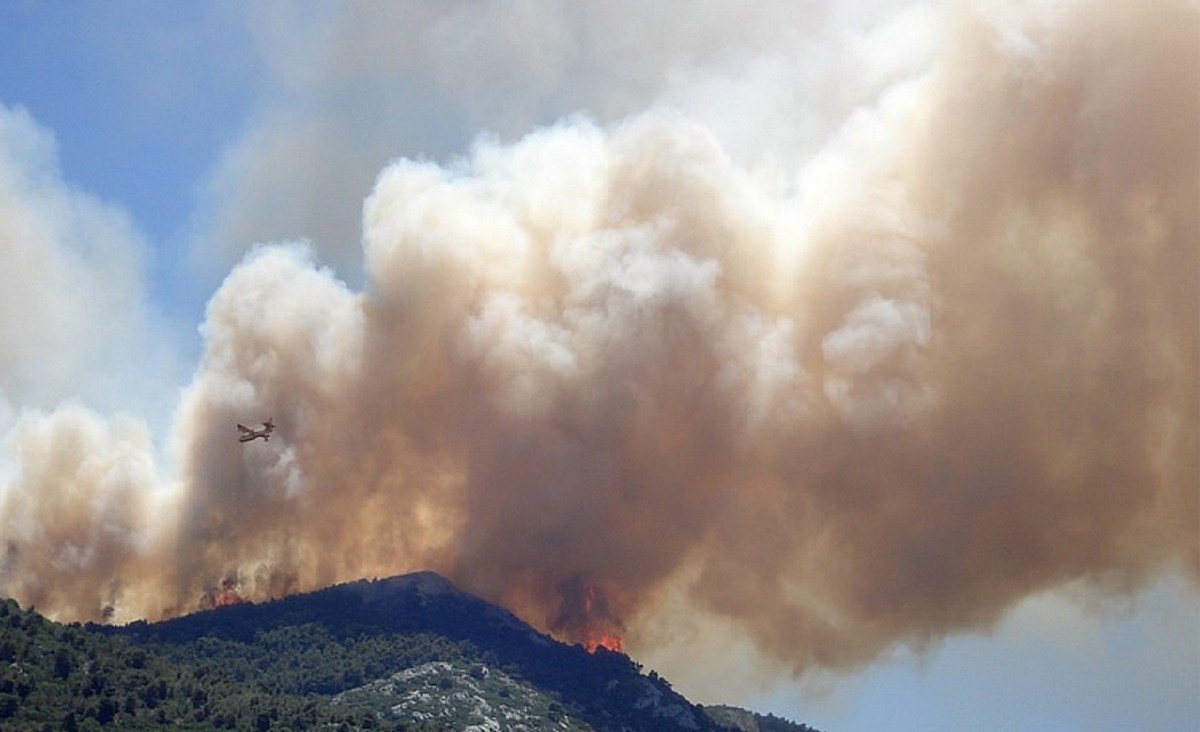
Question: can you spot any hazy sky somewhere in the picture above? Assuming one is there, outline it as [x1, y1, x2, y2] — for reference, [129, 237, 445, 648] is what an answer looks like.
[0, 2, 1196, 731]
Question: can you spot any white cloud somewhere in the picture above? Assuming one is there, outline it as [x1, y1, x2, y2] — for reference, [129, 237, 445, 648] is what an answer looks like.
[0, 104, 180, 424]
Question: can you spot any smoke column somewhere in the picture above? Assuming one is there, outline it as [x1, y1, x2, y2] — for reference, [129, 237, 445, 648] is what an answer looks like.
[1, 0, 1196, 676]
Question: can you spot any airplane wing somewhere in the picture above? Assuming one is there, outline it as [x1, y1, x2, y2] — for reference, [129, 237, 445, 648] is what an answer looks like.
[237, 424, 253, 433]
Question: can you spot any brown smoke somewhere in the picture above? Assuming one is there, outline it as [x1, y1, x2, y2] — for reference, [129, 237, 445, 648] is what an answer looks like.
[1, 0, 1196, 676]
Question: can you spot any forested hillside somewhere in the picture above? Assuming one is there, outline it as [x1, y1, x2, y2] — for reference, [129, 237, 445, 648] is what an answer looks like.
[0, 572, 822, 731]
[0, 596, 447, 730]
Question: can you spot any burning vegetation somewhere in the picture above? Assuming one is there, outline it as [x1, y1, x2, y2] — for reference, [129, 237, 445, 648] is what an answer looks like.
[552, 577, 625, 654]
[208, 574, 246, 609]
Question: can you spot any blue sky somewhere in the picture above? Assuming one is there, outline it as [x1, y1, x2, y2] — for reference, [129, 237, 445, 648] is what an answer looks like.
[0, 3, 1196, 731]
[0, 2, 257, 310]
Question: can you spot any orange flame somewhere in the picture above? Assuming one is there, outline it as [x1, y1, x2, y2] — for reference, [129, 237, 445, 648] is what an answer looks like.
[550, 576, 626, 653]
[584, 630, 624, 653]
[580, 581, 622, 653]
[212, 575, 245, 607]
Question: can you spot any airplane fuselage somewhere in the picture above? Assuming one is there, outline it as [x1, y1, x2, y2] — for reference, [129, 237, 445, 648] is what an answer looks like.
[237, 420, 274, 443]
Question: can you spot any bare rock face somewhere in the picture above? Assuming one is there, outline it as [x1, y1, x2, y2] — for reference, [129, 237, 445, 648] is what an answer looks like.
[705, 705, 761, 732]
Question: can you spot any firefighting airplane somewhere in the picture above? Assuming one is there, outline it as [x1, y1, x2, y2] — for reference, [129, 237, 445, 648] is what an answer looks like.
[237, 418, 275, 443]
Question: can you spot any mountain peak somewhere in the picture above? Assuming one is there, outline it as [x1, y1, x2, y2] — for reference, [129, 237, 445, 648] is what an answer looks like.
[341, 570, 476, 604]
[102, 570, 744, 731]
[375, 569, 460, 595]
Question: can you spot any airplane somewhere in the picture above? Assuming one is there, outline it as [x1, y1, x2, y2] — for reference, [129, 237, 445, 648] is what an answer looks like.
[237, 418, 274, 443]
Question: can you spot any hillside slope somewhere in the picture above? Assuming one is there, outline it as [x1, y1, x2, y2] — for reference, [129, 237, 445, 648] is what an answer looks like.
[0, 571, 821, 731]
[107, 571, 730, 731]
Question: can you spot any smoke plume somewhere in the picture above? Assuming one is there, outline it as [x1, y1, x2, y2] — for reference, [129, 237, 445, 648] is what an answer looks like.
[1, 0, 1196, 677]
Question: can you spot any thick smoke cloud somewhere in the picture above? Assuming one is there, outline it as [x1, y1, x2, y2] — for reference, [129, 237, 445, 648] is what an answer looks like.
[1, 0, 1196, 677]
[0, 102, 179, 620]
[196, 0, 899, 286]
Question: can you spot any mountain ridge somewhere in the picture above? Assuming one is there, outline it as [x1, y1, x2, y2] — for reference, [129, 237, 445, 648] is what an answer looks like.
[0, 570, 821, 731]
[105, 570, 730, 731]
